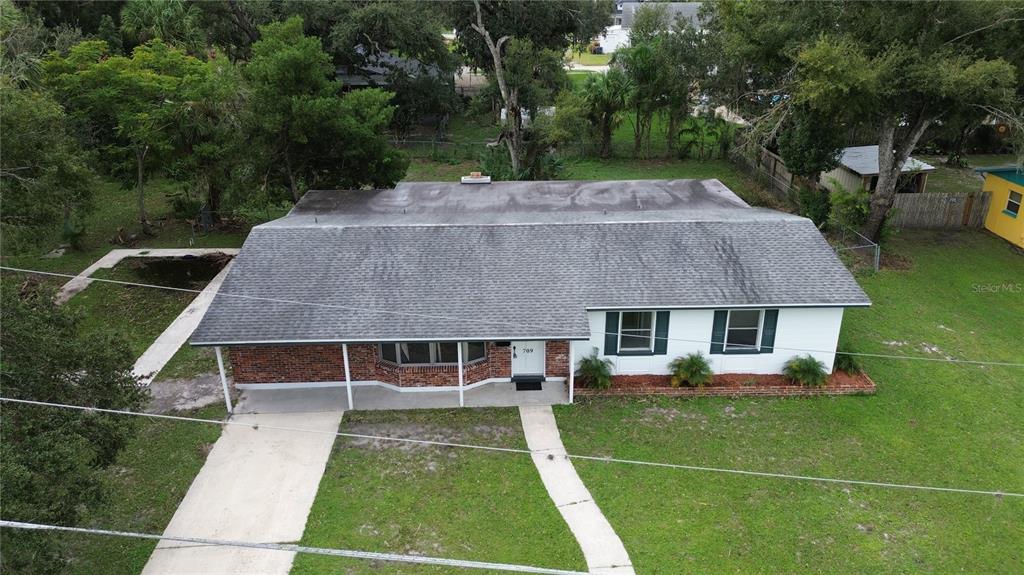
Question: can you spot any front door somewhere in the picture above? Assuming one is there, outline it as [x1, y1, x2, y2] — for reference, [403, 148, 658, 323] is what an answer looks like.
[511, 341, 545, 378]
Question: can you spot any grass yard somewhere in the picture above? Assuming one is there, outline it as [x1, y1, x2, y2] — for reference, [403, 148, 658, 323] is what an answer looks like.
[64, 404, 226, 574]
[555, 230, 1023, 573]
[918, 153, 1017, 195]
[293, 408, 586, 574]
[566, 49, 613, 66]
[2, 177, 248, 277]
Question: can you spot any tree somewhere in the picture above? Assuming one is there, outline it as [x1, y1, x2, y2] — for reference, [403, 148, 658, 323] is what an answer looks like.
[244, 16, 407, 200]
[710, 0, 1018, 240]
[581, 68, 630, 158]
[120, 0, 205, 55]
[0, 83, 94, 252]
[450, 0, 612, 71]
[617, 39, 660, 158]
[0, 284, 147, 573]
[44, 39, 206, 231]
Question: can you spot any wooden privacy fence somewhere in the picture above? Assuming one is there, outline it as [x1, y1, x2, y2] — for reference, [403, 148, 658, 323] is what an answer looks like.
[889, 191, 991, 229]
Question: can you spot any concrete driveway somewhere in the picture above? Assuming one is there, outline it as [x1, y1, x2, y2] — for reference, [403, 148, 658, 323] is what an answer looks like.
[142, 409, 343, 574]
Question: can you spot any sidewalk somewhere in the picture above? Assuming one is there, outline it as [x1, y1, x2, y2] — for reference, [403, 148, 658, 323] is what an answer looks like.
[519, 405, 634, 575]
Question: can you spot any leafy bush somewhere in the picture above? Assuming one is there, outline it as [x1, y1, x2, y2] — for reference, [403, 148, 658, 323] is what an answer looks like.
[783, 354, 829, 386]
[576, 348, 614, 390]
[167, 190, 203, 220]
[827, 181, 871, 231]
[798, 186, 831, 227]
[668, 352, 713, 387]
[833, 344, 863, 374]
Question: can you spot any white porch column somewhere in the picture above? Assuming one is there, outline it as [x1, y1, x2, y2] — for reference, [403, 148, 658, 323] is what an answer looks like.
[214, 346, 232, 413]
[457, 342, 465, 407]
[342, 344, 353, 410]
[568, 340, 575, 404]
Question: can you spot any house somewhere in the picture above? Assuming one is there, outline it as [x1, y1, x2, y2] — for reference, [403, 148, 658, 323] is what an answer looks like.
[600, 2, 703, 53]
[336, 49, 445, 89]
[820, 145, 936, 194]
[191, 179, 869, 409]
[976, 166, 1024, 248]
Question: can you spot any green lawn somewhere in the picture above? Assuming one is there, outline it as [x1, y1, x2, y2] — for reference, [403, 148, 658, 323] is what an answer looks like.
[293, 408, 586, 574]
[918, 153, 1017, 195]
[566, 49, 613, 66]
[64, 405, 226, 574]
[555, 230, 1023, 574]
[2, 177, 248, 277]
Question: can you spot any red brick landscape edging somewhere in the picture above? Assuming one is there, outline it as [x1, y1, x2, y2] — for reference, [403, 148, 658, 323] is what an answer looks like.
[574, 371, 876, 398]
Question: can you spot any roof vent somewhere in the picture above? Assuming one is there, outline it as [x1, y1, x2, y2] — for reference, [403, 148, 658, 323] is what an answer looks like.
[461, 171, 491, 184]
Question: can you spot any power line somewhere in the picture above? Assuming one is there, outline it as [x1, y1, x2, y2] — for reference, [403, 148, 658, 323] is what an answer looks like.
[4, 266, 1023, 368]
[0, 520, 588, 575]
[3, 397, 1020, 499]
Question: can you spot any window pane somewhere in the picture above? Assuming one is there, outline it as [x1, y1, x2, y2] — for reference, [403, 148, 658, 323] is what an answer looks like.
[621, 311, 652, 330]
[621, 333, 651, 349]
[400, 342, 432, 364]
[465, 341, 486, 362]
[1008, 191, 1022, 215]
[437, 342, 459, 363]
[728, 310, 761, 329]
[380, 343, 397, 362]
[726, 328, 758, 350]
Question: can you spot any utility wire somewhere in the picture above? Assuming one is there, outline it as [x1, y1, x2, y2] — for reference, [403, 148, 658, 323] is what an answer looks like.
[4, 266, 1023, 368]
[0, 520, 588, 575]
[3, 397, 1020, 499]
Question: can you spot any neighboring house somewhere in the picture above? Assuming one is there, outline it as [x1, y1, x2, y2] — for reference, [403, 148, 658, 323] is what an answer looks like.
[820, 145, 936, 194]
[976, 166, 1024, 248]
[336, 49, 444, 89]
[600, 1, 703, 53]
[191, 179, 869, 406]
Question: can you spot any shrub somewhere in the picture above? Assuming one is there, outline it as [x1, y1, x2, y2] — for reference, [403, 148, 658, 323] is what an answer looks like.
[797, 186, 831, 227]
[668, 352, 713, 387]
[576, 348, 614, 390]
[827, 181, 871, 231]
[167, 190, 203, 220]
[783, 354, 829, 386]
[833, 344, 862, 374]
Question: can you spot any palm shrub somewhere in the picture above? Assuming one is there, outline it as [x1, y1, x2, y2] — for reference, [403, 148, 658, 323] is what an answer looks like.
[783, 354, 829, 386]
[833, 344, 862, 374]
[576, 348, 614, 390]
[668, 352, 713, 387]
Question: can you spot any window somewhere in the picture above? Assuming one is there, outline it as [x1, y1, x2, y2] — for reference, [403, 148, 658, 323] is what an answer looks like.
[1005, 191, 1022, 218]
[619, 311, 654, 352]
[725, 309, 762, 352]
[379, 342, 486, 365]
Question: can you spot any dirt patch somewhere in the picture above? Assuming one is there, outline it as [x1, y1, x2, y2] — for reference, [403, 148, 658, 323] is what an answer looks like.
[343, 422, 517, 452]
[880, 252, 913, 270]
[119, 254, 230, 289]
[146, 373, 225, 413]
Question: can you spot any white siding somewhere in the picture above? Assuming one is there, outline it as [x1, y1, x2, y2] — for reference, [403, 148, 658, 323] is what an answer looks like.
[820, 167, 865, 193]
[574, 308, 845, 375]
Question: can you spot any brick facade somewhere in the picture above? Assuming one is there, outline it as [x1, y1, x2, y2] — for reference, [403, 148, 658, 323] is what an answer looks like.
[229, 342, 514, 387]
[545, 340, 570, 377]
[574, 372, 876, 398]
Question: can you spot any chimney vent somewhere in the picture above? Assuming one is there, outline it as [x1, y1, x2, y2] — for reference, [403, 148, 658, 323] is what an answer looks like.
[461, 172, 491, 184]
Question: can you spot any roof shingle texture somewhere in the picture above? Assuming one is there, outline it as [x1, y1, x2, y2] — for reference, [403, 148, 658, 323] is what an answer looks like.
[191, 180, 869, 344]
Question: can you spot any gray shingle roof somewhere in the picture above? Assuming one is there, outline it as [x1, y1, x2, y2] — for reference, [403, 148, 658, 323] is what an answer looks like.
[839, 145, 936, 176]
[191, 180, 869, 345]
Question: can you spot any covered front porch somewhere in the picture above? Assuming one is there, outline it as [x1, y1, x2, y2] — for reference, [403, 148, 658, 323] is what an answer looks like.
[232, 379, 571, 413]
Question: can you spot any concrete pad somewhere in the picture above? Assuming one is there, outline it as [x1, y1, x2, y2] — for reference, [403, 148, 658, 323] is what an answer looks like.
[142, 410, 343, 575]
[134, 261, 233, 386]
[520, 405, 634, 574]
[235, 380, 569, 414]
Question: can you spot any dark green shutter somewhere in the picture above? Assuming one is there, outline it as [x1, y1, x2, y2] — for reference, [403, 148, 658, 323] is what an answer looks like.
[710, 310, 727, 354]
[653, 311, 669, 354]
[760, 309, 779, 353]
[604, 312, 619, 356]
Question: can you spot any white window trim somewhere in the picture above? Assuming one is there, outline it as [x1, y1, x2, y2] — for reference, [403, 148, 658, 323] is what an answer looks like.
[618, 310, 655, 352]
[724, 309, 764, 352]
[1007, 191, 1022, 215]
[379, 342, 487, 366]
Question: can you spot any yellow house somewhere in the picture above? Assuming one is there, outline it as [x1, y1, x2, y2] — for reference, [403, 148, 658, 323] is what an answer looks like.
[976, 167, 1024, 248]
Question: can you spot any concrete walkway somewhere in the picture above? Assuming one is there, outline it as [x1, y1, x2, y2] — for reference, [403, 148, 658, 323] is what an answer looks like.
[142, 409, 344, 575]
[519, 406, 634, 575]
[55, 247, 239, 303]
[133, 261, 233, 386]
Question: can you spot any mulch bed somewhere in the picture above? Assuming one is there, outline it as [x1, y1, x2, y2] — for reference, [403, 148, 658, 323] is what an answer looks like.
[574, 371, 876, 398]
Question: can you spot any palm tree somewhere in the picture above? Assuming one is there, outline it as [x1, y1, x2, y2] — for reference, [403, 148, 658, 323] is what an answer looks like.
[582, 68, 631, 158]
[120, 0, 204, 55]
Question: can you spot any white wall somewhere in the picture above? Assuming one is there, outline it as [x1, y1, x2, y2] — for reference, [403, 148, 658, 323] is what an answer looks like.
[820, 167, 865, 193]
[573, 308, 846, 375]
